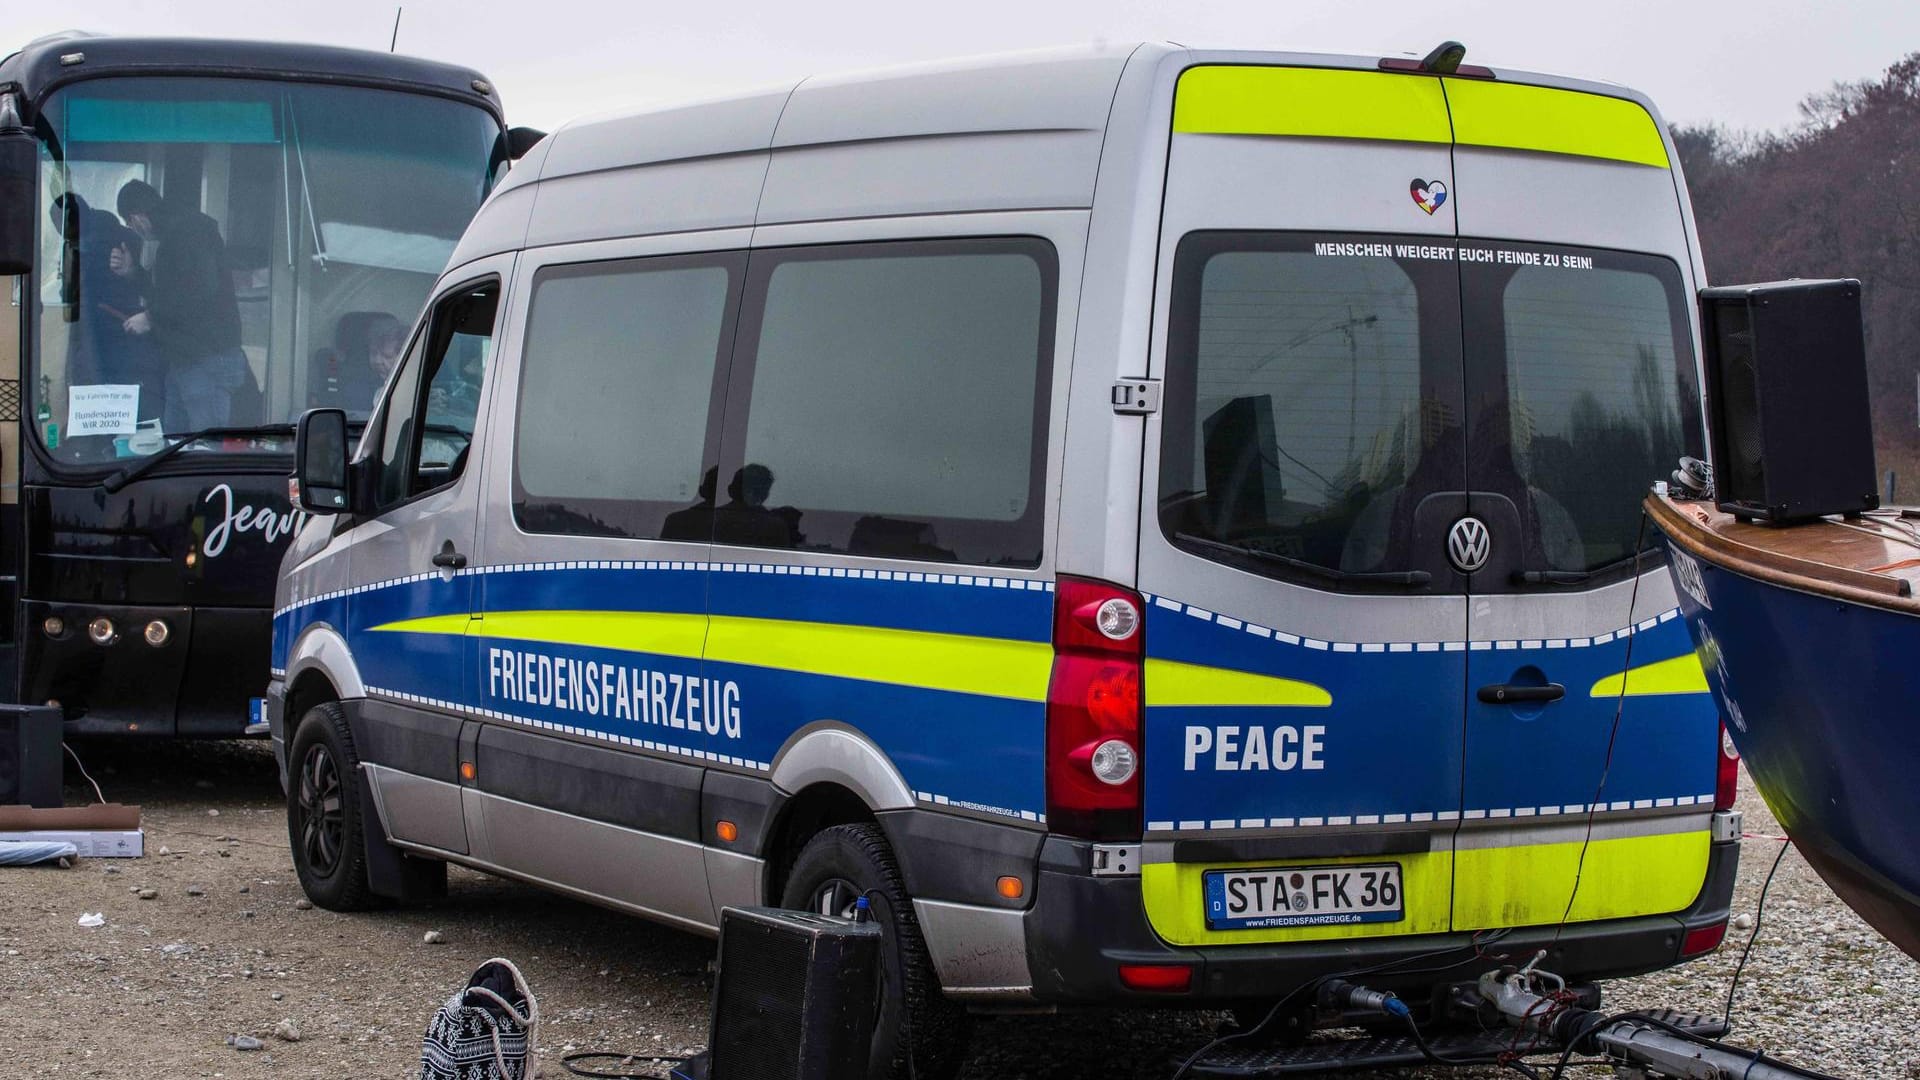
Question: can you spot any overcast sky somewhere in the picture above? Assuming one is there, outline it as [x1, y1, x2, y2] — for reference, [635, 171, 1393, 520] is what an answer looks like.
[9, 0, 1918, 135]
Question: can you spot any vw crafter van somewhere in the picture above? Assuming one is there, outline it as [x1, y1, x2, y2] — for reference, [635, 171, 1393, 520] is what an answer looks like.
[268, 42, 1741, 1074]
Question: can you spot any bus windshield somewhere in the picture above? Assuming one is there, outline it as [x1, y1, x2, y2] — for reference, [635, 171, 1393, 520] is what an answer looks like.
[31, 76, 500, 466]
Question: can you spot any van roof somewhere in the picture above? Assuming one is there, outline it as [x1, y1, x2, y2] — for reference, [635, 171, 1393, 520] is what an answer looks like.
[522, 42, 1663, 187]
[457, 43, 1674, 263]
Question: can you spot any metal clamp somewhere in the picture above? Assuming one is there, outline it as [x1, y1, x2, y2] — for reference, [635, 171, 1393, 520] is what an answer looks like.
[1090, 843, 1138, 876]
[1710, 809, 1743, 843]
[1111, 379, 1161, 416]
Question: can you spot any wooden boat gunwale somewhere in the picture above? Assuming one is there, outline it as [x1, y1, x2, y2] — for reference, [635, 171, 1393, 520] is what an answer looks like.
[1645, 492, 1920, 614]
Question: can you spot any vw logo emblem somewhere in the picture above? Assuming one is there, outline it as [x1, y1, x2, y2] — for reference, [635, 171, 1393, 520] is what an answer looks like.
[1447, 517, 1491, 573]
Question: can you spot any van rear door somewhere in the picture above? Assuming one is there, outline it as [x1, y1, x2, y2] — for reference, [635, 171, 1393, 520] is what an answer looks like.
[1138, 65, 1471, 946]
[1442, 79, 1719, 929]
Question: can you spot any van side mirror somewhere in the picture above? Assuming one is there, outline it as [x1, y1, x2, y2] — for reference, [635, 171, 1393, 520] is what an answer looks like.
[0, 125, 35, 277]
[292, 408, 353, 515]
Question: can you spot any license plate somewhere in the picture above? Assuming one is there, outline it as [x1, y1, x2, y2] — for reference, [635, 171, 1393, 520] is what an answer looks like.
[1203, 863, 1404, 930]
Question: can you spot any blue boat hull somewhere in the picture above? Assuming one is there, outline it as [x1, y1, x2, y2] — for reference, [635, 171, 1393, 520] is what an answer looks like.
[1658, 534, 1920, 959]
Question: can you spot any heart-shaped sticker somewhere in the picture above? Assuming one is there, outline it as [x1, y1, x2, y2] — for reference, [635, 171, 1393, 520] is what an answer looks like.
[1410, 178, 1448, 215]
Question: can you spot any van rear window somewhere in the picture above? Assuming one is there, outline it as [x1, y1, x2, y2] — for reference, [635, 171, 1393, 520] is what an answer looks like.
[1159, 232, 1466, 585]
[1470, 255, 1697, 572]
[1161, 231, 1700, 590]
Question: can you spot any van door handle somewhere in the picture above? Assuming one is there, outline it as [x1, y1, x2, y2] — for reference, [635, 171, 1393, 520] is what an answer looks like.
[432, 542, 468, 570]
[1477, 682, 1565, 705]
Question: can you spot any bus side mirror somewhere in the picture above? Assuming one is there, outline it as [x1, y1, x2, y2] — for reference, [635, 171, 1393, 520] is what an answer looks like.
[292, 408, 354, 515]
[506, 126, 546, 161]
[0, 126, 34, 277]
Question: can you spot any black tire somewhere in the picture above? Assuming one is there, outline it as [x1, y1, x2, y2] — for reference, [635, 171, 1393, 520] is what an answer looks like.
[286, 701, 376, 911]
[780, 823, 970, 1080]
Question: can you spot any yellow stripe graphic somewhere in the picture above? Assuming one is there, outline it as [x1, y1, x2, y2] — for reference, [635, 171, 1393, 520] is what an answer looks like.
[1588, 653, 1711, 698]
[703, 616, 1052, 702]
[1171, 65, 1670, 169]
[370, 611, 1052, 702]
[1173, 66, 1452, 144]
[1443, 79, 1670, 168]
[1145, 658, 1332, 708]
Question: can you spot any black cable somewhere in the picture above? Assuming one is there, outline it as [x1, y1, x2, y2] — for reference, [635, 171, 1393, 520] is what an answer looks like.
[560, 1051, 680, 1079]
[1398, 1012, 1543, 1079]
[1168, 929, 1519, 1079]
[1722, 837, 1791, 1033]
[1552, 510, 1649, 948]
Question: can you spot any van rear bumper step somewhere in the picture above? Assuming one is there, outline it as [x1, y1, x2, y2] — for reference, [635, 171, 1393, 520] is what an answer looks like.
[1184, 1008, 1729, 1076]
[1023, 835, 1739, 1004]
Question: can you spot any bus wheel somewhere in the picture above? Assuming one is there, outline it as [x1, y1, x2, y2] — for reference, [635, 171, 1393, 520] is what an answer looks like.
[286, 702, 375, 911]
[780, 823, 970, 1080]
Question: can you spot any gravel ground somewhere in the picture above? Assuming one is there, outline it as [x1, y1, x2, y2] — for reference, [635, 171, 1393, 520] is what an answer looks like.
[0, 741, 1912, 1079]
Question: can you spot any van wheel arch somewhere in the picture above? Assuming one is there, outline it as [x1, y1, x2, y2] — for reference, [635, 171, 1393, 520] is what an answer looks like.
[763, 782, 876, 905]
[285, 670, 341, 728]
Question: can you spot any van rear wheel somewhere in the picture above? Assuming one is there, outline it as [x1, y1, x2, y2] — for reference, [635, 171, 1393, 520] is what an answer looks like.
[780, 823, 970, 1080]
[286, 701, 376, 912]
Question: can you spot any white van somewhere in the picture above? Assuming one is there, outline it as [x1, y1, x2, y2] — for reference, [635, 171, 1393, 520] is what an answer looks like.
[268, 42, 1741, 1075]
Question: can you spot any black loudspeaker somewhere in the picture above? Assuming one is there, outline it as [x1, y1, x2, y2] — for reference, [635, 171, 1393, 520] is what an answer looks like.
[0, 705, 64, 808]
[1700, 279, 1878, 523]
[706, 906, 881, 1080]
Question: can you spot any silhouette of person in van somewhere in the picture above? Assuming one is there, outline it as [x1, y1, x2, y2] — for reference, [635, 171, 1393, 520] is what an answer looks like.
[660, 466, 720, 542]
[310, 311, 406, 416]
[713, 464, 802, 548]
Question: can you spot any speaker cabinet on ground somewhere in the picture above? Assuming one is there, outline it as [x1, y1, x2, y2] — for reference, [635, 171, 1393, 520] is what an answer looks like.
[708, 905, 881, 1080]
[1700, 278, 1877, 523]
[0, 705, 63, 808]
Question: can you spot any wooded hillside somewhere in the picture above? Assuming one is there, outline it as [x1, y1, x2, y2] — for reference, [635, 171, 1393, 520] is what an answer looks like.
[1675, 53, 1920, 493]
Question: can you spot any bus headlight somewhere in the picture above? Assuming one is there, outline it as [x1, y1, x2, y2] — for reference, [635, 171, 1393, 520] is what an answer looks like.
[143, 620, 171, 647]
[42, 616, 65, 638]
[87, 617, 117, 645]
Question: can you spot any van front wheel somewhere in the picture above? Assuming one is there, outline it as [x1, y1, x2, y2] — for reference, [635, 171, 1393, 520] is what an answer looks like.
[286, 702, 376, 911]
[780, 823, 970, 1080]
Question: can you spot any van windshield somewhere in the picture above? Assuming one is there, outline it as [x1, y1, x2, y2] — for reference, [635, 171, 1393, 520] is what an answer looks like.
[1160, 231, 1699, 587]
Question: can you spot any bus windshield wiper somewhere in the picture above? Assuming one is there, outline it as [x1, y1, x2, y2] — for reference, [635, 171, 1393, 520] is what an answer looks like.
[1173, 532, 1431, 587]
[100, 423, 296, 494]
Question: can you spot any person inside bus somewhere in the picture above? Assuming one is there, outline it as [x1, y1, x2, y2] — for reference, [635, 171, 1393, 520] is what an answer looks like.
[51, 193, 165, 423]
[115, 179, 262, 431]
[309, 311, 406, 417]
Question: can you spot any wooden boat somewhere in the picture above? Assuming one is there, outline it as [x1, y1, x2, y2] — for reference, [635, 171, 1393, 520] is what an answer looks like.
[1647, 490, 1920, 960]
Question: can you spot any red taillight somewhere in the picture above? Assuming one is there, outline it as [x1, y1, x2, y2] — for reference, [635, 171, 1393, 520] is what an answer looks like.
[1715, 721, 1740, 812]
[1047, 577, 1144, 840]
[1681, 920, 1728, 957]
[1117, 963, 1193, 993]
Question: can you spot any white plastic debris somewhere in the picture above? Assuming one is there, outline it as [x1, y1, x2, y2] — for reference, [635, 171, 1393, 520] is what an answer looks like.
[77, 912, 105, 928]
[0, 840, 78, 866]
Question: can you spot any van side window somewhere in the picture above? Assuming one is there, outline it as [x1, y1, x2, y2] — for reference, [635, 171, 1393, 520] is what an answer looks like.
[512, 255, 740, 539]
[719, 239, 1055, 567]
[371, 280, 498, 509]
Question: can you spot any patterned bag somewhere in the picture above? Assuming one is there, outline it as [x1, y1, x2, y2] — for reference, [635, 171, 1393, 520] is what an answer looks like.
[419, 957, 542, 1080]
